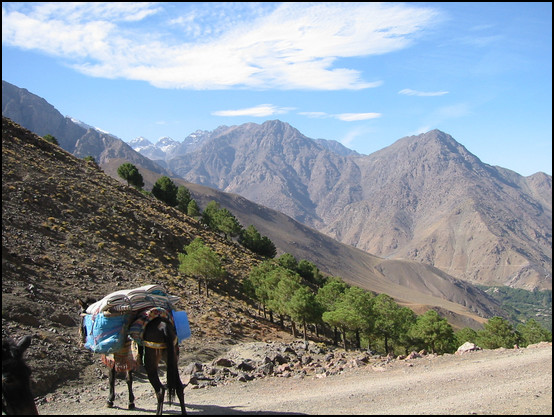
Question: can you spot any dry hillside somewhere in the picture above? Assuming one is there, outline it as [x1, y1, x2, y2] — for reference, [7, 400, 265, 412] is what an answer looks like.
[2, 117, 297, 396]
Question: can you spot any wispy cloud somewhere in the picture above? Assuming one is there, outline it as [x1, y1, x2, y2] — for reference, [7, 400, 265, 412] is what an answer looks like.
[413, 102, 471, 134]
[434, 103, 470, 119]
[335, 113, 382, 122]
[2, 2, 439, 90]
[297, 112, 330, 119]
[399, 89, 449, 97]
[340, 127, 365, 147]
[212, 104, 293, 117]
[299, 111, 381, 122]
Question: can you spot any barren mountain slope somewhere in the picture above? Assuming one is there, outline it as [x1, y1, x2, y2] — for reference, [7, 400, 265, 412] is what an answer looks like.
[323, 130, 552, 290]
[182, 181, 501, 328]
[1, 117, 277, 397]
[2, 117, 506, 400]
[2, 80, 173, 181]
[161, 121, 552, 291]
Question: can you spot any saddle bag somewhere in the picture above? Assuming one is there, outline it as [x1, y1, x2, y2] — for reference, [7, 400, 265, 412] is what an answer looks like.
[82, 312, 130, 354]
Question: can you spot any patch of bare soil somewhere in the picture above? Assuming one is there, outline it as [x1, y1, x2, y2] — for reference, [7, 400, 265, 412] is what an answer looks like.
[36, 343, 551, 415]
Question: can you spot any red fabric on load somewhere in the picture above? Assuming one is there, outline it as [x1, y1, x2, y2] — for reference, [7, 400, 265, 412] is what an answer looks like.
[100, 339, 138, 372]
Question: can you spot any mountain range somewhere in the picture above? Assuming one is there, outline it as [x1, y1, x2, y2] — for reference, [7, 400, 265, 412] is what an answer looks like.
[132, 118, 551, 292]
[2, 80, 551, 307]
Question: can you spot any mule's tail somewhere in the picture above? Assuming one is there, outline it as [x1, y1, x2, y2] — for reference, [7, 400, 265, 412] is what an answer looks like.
[164, 320, 180, 404]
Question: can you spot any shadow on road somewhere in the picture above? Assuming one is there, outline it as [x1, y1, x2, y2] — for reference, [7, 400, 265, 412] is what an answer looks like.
[185, 402, 306, 415]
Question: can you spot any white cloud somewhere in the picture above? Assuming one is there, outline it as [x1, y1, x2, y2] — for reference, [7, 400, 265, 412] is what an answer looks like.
[341, 128, 364, 147]
[213, 106, 381, 121]
[298, 112, 330, 119]
[212, 104, 293, 117]
[411, 125, 433, 136]
[399, 89, 449, 97]
[340, 125, 378, 147]
[335, 112, 382, 122]
[435, 103, 470, 119]
[2, 2, 439, 90]
[298, 111, 381, 121]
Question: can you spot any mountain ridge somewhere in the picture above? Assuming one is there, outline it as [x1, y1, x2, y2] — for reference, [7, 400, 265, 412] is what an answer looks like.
[2, 80, 551, 293]
[155, 120, 551, 291]
[1, 80, 175, 179]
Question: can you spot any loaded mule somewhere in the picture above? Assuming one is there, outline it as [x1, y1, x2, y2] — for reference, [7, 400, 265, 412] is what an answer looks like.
[78, 298, 186, 415]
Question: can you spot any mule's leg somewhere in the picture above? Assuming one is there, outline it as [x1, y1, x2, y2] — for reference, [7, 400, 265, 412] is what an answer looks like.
[171, 350, 186, 415]
[126, 370, 135, 410]
[145, 349, 165, 415]
[175, 380, 186, 415]
[107, 366, 116, 408]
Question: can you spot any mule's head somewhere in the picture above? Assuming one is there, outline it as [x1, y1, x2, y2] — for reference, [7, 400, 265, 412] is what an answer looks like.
[2, 335, 39, 415]
[76, 297, 96, 345]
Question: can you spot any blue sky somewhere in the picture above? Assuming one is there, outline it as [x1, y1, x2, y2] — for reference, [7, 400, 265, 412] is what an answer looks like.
[2, 2, 552, 176]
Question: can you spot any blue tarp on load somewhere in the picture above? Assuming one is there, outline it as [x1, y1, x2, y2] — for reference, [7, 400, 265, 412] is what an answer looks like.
[82, 313, 129, 354]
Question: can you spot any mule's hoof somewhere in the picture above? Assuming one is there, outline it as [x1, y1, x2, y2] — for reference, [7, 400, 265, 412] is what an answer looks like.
[128, 403, 136, 410]
[106, 401, 114, 408]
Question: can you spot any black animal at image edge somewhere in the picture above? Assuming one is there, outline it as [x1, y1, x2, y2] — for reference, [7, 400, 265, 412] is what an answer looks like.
[2, 335, 39, 415]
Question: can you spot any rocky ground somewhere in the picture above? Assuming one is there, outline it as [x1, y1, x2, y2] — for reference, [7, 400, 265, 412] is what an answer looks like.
[35, 341, 552, 415]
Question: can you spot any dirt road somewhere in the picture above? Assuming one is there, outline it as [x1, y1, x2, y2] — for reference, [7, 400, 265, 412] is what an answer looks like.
[37, 343, 551, 415]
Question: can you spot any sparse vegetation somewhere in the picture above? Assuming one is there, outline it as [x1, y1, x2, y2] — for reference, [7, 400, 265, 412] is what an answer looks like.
[479, 285, 552, 331]
[409, 309, 457, 354]
[42, 133, 58, 145]
[244, 257, 539, 356]
[517, 318, 552, 346]
[176, 185, 192, 212]
[83, 155, 99, 168]
[186, 199, 201, 218]
[2, 116, 551, 402]
[239, 225, 277, 258]
[455, 316, 552, 349]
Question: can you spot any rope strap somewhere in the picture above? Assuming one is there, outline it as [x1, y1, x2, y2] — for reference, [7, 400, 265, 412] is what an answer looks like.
[141, 336, 178, 350]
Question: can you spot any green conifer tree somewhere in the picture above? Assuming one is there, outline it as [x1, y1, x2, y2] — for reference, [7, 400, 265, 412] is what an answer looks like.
[152, 176, 178, 206]
[178, 238, 225, 296]
[117, 162, 144, 188]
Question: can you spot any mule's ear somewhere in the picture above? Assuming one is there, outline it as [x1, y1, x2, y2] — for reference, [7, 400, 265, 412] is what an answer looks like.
[17, 335, 32, 353]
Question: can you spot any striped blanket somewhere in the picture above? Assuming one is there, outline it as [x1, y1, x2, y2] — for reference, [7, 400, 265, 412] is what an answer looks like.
[85, 284, 180, 315]
[128, 307, 176, 349]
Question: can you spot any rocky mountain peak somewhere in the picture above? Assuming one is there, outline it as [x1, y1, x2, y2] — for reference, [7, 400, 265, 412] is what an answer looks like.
[155, 136, 179, 154]
[156, 136, 177, 146]
[129, 136, 153, 148]
[387, 129, 479, 162]
[366, 129, 489, 183]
